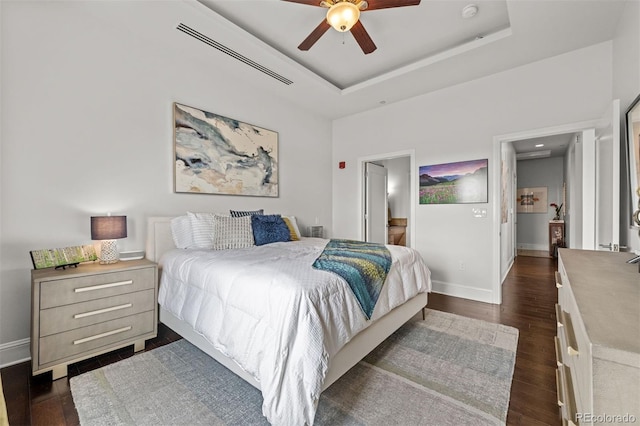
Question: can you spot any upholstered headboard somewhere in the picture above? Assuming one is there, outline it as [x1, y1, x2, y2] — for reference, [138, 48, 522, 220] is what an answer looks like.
[145, 217, 176, 263]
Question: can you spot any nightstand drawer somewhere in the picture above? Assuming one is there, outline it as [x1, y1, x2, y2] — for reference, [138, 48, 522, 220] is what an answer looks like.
[40, 267, 155, 309]
[39, 310, 154, 365]
[39, 289, 155, 337]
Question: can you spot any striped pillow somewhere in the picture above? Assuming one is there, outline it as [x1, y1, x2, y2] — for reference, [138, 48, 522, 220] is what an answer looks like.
[212, 215, 255, 250]
[229, 209, 264, 218]
[170, 215, 194, 249]
[187, 212, 218, 249]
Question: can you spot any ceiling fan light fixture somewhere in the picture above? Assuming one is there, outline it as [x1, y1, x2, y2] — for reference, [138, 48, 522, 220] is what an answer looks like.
[326, 1, 361, 32]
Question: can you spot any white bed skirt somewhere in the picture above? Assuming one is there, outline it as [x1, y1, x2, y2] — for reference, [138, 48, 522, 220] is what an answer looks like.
[160, 291, 427, 392]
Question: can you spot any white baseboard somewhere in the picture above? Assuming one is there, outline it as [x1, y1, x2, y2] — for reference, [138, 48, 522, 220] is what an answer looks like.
[0, 338, 30, 369]
[430, 280, 495, 304]
[517, 243, 547, 251]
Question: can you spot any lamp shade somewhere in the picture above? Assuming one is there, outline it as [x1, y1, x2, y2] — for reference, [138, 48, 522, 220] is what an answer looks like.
[326, 1, 360, 32]
[91, 216, 127, 240]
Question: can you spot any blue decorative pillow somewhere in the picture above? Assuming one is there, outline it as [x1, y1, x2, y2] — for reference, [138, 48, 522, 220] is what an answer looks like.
[251, 215, 290, 246]
[230, 209, 264, 218]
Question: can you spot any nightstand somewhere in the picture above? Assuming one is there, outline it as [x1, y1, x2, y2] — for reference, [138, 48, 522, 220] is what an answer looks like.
[31, 258, 158, 380]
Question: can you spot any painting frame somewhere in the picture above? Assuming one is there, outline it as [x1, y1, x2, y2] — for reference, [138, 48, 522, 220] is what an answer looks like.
[418, 158, 488, 204]
[625, 93, 640, 229]
[516, 186, 548, 213]
[173, 102, 279, 197]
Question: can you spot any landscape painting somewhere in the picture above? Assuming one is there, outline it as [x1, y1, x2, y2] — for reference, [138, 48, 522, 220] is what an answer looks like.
[174, 103, 278, 197]
[419, 159, 488, 204]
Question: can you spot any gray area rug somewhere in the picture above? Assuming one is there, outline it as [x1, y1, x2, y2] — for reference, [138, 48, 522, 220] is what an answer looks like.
[70, 309, 518, 425]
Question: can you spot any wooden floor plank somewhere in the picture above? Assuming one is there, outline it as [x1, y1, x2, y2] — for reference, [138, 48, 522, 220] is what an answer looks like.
[2, 254, 560, 425]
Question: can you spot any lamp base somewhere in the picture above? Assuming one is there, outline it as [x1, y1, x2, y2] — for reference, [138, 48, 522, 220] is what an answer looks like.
[99, 240, 119, 264]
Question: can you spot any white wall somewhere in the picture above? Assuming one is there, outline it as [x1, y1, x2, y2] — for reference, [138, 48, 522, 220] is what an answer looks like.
[613, 0, 640, 253]
[0, 2, 332, 365]
[516, 157, 565, 251]
[333, 42, 612, 303]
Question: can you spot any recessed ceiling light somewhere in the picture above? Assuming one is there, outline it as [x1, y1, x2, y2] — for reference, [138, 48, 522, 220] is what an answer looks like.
[535, 144, 544, 147]
[462, 4, 478, 19]
[379, 100, 386, 104]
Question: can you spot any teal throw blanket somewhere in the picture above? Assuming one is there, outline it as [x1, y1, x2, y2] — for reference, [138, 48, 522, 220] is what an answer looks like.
[312, 239, 392, 319]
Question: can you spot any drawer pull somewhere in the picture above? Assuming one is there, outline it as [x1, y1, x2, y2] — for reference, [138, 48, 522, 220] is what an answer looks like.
[555, 271, 562, 288]
[74, 280, 133, 293]
[555, 304, 564, 327]
[556, 368, 565, 407]
[562, 312, 580, 356]
[562, 365, 578, 425]
[73, 326, 132, 345]
[73, 303, 133, 319]
[554, 336, 563, 366]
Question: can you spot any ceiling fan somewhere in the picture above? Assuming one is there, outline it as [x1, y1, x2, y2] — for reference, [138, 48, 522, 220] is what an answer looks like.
[282, 0, 421, 55]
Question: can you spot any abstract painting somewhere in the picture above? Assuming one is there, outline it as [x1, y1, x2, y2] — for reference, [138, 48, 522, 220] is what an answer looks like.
[419, 159, 488, 204]
[174, 103, 278, 197]
[516, 187, 547, 213]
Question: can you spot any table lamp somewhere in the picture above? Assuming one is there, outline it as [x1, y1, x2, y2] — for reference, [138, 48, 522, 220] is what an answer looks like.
[91, 215, 127, 264]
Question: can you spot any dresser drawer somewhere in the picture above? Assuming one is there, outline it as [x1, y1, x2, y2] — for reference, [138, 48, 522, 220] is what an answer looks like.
[39, 289, 155, 337]
[39, 310, 154, 365]
[559, 364, 579, 425]
[40, 267, 155, 309]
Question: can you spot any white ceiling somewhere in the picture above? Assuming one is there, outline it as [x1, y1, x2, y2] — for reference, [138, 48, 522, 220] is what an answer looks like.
[512, 133, 576, 159]
[187, 0, 626, 120]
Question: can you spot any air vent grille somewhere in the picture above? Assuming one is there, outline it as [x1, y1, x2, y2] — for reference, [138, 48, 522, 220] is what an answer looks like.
[177, 23, 293, 86]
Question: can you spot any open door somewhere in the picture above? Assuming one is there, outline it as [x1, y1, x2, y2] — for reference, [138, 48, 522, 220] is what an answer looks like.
[364, 162, 388, 243]
[595, 100, 621, 251]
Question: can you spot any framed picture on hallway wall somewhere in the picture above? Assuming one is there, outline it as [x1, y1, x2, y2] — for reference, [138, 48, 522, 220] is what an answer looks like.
[173, 103, 279, 197]
[516, 187, 547, 213]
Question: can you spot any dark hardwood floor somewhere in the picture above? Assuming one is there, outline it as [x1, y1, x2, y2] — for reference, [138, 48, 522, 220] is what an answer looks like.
[2, 254, 559, 425]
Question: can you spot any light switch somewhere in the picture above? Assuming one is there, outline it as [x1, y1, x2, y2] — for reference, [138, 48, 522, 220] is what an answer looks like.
[472, 208, 487, 218]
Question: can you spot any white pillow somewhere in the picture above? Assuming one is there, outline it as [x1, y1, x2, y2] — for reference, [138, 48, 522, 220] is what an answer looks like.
[187, 211, 218, 249]
[212, 215, 254, 250]
[170, 215, 194, 249]
[282, 216, 302, 239]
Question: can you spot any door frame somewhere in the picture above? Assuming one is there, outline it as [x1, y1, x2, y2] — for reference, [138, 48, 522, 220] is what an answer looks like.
[492, 119, 600, 304]
[358, 149, 416, 247]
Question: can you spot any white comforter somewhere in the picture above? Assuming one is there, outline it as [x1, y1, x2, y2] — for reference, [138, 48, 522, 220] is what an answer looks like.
[158, 238, 431, 425]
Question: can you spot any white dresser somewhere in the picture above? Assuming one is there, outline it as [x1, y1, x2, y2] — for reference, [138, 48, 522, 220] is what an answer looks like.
[556, 249, 639, 425]
[31, 259, 158, 380]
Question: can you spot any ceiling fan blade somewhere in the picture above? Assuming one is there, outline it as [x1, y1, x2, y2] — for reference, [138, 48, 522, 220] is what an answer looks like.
[351, 21, 377, 54]
[365, 0, 421, 11]
[298, 20, 331, 51]
[281, 0, 325, 6]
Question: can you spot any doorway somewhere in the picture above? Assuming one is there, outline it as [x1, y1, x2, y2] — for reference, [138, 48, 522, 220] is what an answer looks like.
[492, 101, 620, 303]
[511, 134, 574, 258]
[358, 150, 416, 247]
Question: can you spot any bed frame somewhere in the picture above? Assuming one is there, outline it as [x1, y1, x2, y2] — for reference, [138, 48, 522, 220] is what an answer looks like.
[146, 216, 428, 391]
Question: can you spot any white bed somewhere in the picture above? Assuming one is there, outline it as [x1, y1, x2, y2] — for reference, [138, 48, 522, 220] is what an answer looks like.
[146, 216, 431, 425]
